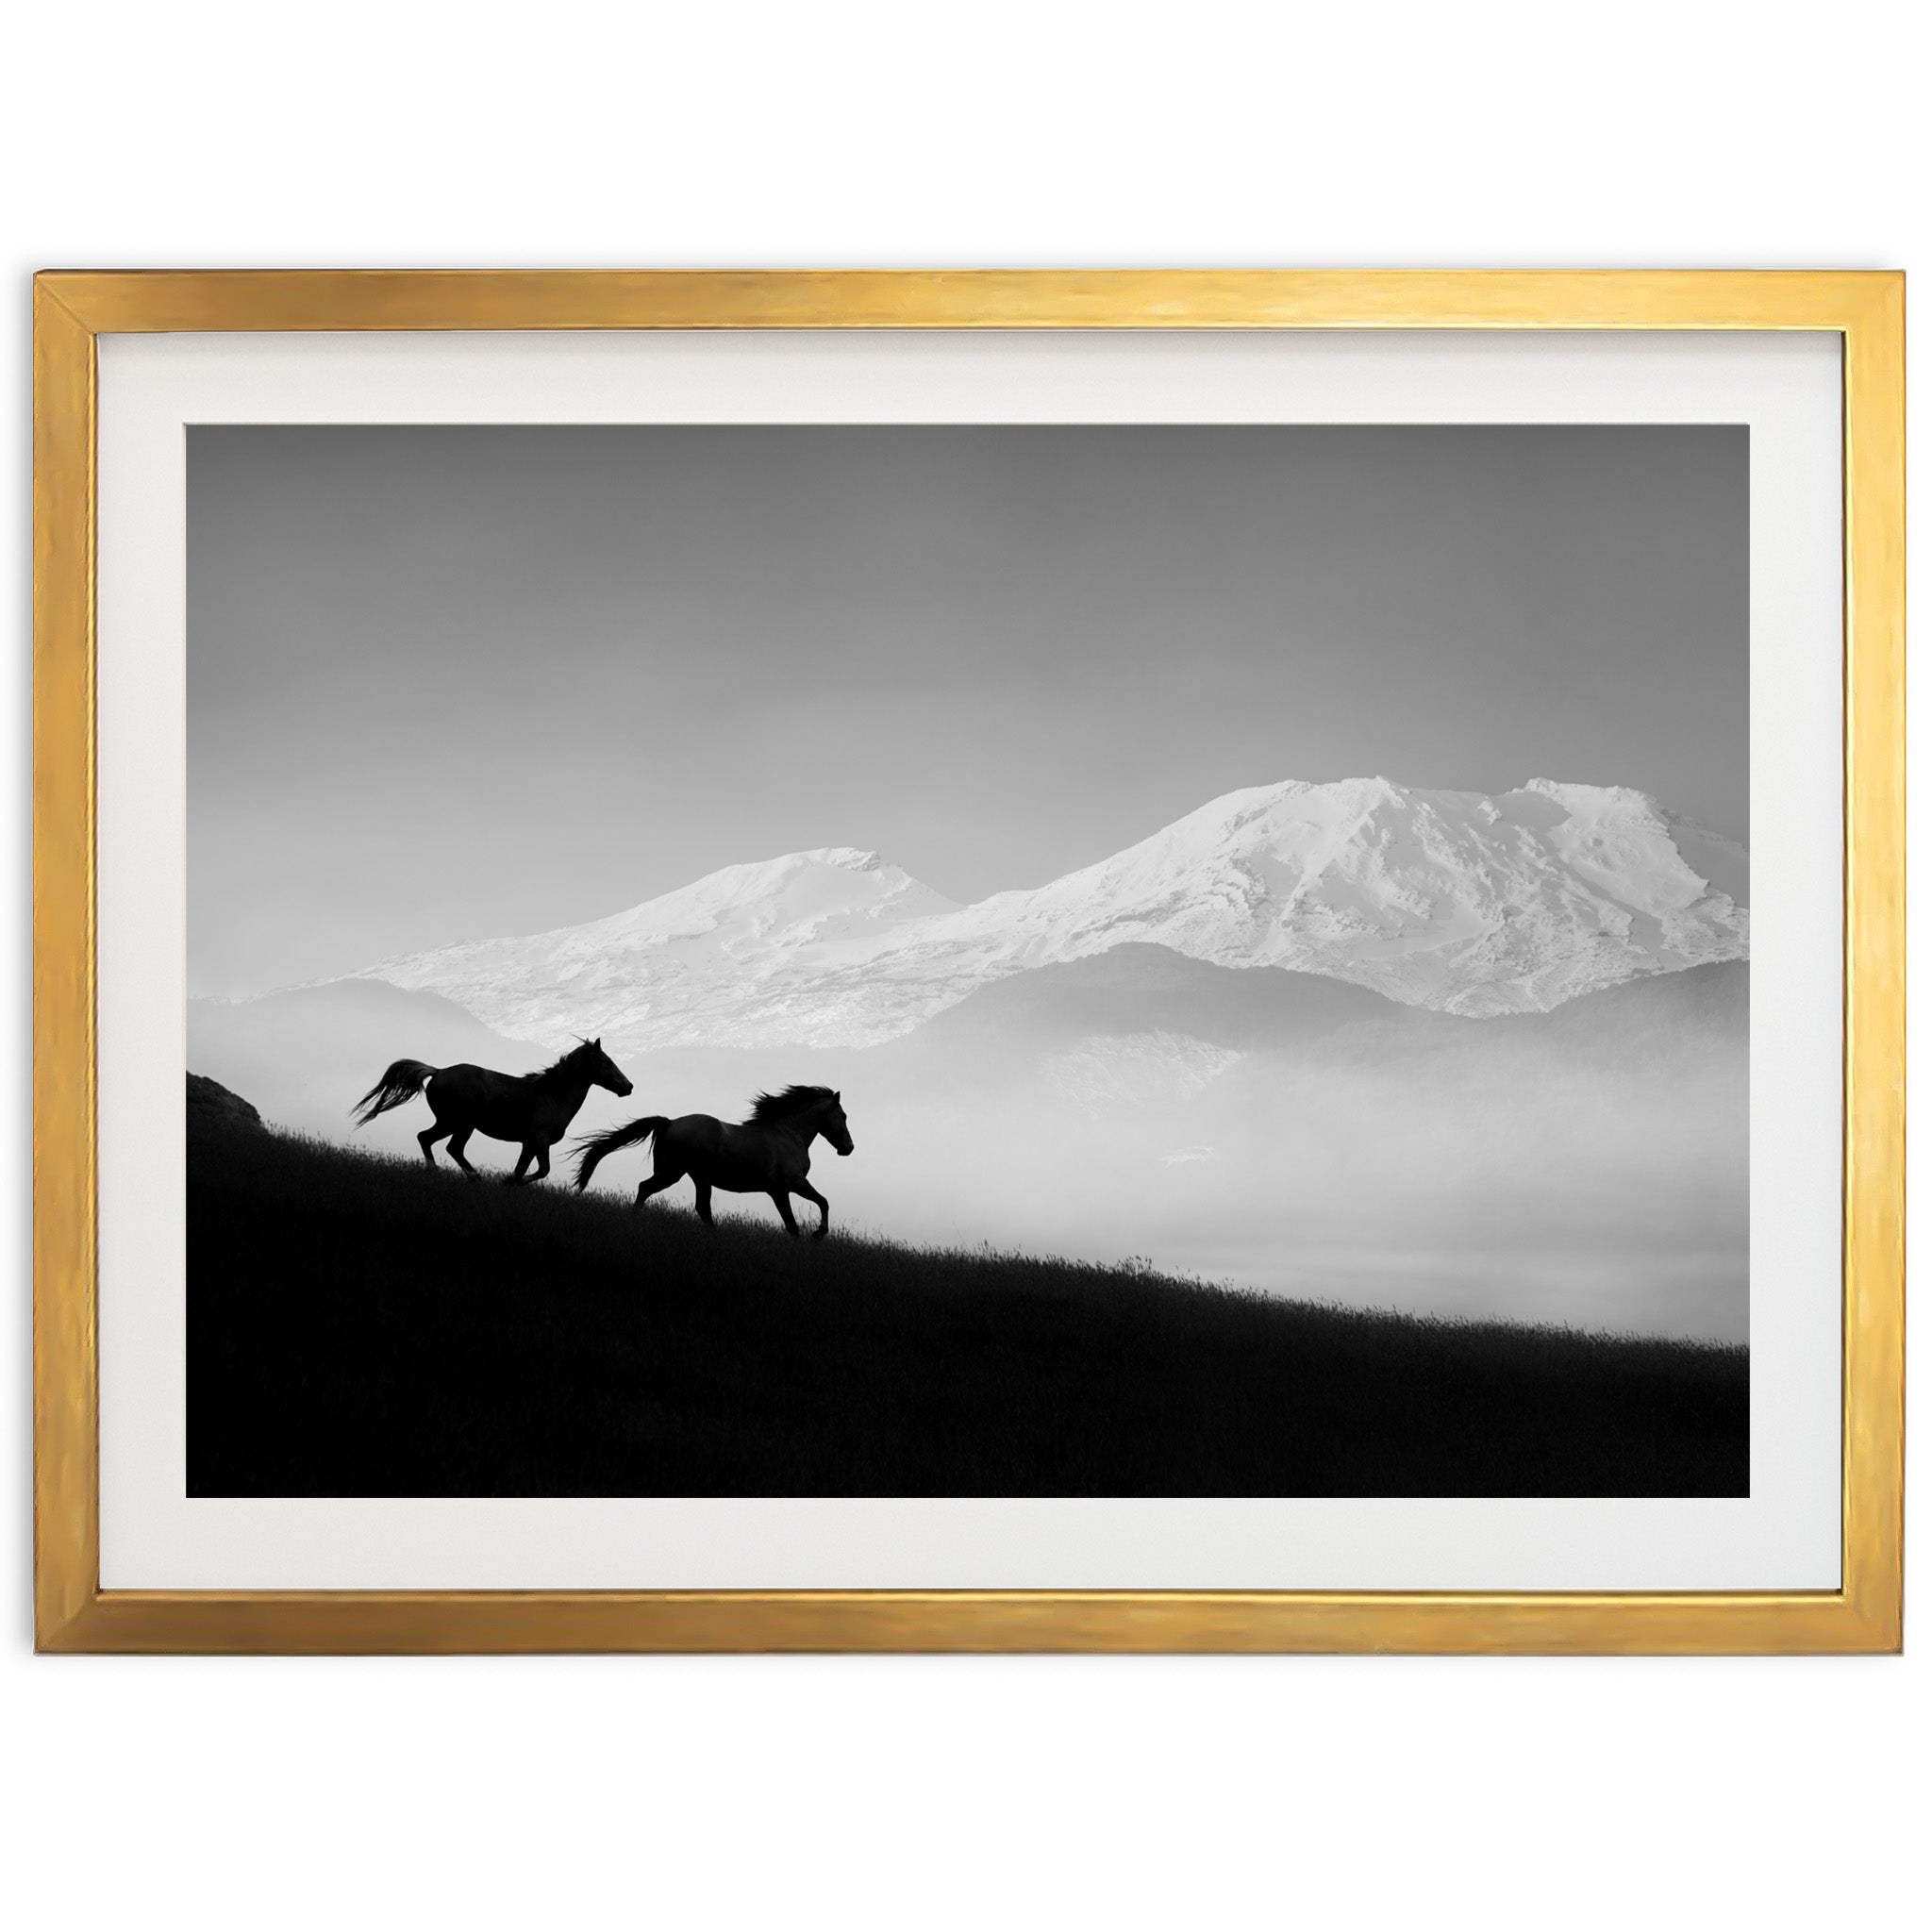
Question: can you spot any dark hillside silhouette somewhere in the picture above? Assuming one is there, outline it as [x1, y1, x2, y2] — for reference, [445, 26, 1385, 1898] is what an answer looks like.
[189, 1095, 1749, 1499]
[188, 1072, 264, 1130]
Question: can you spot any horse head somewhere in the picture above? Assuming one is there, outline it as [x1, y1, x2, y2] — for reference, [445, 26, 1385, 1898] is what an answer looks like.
[580, 1037, 634, 1098]
[822, 1089, 855, 1158]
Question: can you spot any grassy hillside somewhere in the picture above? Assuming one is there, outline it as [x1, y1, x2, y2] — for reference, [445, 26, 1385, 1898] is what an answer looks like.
[189, 1110, 1748, 1498]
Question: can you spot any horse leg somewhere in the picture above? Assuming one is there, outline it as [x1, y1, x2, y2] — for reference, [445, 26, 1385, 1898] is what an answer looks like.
[794, 1180, 831, 1241]
[445, 1127, 479, 1177]
[768, 1191, 801, 1239]
[418, 1123, 451, 1167]
[530, 1144, 552, 1184]
[505, 1144, 536, 1186]
[632, 1174, 679, 1213]
[691, 1178, 715, 1228]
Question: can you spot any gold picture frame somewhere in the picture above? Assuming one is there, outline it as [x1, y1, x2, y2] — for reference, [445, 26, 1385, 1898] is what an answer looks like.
[33, 270, 1904, 1654]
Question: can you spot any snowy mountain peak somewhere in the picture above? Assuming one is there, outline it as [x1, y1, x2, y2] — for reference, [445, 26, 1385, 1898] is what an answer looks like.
[353, 776, 1748, 1050]
[563, 845, 954, 941]
[778, 844, 885, 872]
[621, 843, 890, 903]
[1521, 776, 1660, 811]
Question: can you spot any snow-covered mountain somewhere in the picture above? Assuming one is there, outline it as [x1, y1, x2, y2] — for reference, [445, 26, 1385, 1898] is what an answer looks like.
[347, 776, 1748, 1050]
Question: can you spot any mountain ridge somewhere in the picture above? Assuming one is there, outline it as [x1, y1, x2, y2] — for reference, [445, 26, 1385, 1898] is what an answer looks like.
[327, 775, 1748, 1051]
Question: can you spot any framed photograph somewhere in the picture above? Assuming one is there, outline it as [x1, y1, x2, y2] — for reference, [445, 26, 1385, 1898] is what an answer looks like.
[33, 271, 1902, 1653]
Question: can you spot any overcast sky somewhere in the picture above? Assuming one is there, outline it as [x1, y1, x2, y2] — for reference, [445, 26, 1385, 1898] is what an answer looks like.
[189, 423, 1747, 995]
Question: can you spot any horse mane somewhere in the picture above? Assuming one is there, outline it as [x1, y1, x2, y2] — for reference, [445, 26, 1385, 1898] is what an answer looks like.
[531, 1039, 602, 1082]
[744, 1084, 837, 1124]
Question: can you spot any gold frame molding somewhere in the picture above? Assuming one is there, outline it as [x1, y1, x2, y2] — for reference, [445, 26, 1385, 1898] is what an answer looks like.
[32, 271, 1905, 1654]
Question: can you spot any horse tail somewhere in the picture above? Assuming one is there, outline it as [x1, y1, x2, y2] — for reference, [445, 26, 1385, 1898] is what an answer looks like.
[572, 1115, 667, 1191]
[351, 1058, 439, 1127]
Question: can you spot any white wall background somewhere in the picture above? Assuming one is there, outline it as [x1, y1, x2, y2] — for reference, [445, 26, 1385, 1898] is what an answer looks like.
[3, 3, 1922, 1924]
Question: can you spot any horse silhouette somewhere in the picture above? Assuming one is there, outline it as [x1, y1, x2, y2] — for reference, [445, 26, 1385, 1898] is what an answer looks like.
[572, 1084, 854, 1239]
[353, 1037, 633, 1185]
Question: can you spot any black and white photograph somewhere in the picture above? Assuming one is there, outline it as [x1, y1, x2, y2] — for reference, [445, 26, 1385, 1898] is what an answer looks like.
[16, 3, 1927, 1916]
[185, 420, 1751, 1498]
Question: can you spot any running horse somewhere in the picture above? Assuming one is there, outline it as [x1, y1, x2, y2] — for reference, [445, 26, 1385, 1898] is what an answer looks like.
[352, 1038, 633, 1184]
[572, 1084, 854, 1239]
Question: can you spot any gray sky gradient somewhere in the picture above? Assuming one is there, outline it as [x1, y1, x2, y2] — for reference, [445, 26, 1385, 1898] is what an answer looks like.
[189, 424, 1747, 995]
